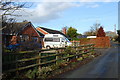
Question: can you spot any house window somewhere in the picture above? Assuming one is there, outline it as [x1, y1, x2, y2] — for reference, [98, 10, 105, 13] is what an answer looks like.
[31, 37, 38, 42]
[20, 35, 29, 42]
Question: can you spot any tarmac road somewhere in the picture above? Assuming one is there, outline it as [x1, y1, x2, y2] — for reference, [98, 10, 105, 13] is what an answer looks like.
[58, 42, 119, 78]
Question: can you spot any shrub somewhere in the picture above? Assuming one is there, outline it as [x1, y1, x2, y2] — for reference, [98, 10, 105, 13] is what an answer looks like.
[77, 57, 83, 61]
[63, 46, 76, 55]
[50, 64, 61, 71]
[25, 67, 38, 78]
[37, 67, 52, 78]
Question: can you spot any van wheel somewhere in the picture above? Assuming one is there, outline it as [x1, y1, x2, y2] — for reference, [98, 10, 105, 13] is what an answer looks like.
[46, 46, 51, 49]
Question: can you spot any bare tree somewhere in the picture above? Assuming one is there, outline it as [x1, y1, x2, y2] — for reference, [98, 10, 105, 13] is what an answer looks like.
[0, 0, 32, 30]
[84, 22, 101, 36]
[90, 23, 100, 34]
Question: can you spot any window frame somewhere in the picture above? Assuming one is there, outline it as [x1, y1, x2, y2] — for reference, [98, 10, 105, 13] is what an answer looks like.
[44, 38, 60, 42]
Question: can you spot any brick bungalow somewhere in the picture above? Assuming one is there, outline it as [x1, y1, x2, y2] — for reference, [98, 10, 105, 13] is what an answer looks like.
[2, 22, 43, 49]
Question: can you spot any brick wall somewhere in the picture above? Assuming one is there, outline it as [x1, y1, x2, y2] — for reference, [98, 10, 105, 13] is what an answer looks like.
[80, 36, 110, 48]
[21, 25, 39, 37]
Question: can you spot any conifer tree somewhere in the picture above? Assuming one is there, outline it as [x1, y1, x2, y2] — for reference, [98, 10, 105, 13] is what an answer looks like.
[97, 26, 106, 37]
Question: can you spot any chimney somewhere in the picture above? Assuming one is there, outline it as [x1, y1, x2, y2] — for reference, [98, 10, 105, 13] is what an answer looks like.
[62, 27, 67, 34]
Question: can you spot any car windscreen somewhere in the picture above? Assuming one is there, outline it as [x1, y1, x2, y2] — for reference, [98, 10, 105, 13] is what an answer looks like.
[44, 38, 60, 42]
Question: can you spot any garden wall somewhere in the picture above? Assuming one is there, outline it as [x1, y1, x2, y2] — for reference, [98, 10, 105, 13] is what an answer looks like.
[79, 36, 110, 48]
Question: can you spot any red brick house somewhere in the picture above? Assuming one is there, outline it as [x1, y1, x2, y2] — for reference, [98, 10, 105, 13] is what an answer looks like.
[2, 22, 43, 49]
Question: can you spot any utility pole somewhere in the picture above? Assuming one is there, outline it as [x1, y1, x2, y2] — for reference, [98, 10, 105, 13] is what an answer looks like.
[114, 24, 116, 33]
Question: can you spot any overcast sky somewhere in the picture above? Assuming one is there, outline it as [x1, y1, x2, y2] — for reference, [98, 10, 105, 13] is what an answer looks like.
[13, 0, 118, 34]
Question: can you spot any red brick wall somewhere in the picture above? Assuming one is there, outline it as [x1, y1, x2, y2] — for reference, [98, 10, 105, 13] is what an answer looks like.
[21, 25, 39, 37]
[80, 36, 110, 48]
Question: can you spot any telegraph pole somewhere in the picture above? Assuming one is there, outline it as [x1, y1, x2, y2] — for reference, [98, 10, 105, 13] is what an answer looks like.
[114, 24, 116, 34]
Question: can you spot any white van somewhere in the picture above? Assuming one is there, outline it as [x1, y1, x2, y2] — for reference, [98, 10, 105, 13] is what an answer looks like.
[43, 34, 72, 49]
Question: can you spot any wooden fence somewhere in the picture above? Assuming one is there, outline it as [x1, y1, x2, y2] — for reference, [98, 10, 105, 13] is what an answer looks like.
[2, 44, 95, 75]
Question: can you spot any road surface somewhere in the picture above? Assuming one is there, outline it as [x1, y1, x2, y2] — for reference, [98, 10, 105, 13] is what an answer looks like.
[58, 42, 119, 78]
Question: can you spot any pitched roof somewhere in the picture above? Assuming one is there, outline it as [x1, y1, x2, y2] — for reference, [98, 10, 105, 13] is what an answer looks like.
[36, 27, 49, 35]
[2, 21, 44, 37]
[37, 27, 68, 38]
[36, 30, 44, 37]
[2, 22, 30, 35]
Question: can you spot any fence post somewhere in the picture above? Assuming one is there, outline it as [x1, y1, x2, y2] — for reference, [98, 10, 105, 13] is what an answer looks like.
[56, 49, 59, 65]
[67, 48, 69, 62]
[15, 53, 19, 77]
[75, 46, 78, 59]
[82, 45, 85, 53]
[77, 42, 79, 46]
[87, 45, 90, 56]
[38, 51, 41, 71]
[92, 44, 95, 55]
[73, 41, 74, 46]
[82, 45, 85, 59]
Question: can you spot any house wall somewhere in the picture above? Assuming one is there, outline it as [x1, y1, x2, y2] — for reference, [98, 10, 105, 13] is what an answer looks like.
[21, 25, 40, 39]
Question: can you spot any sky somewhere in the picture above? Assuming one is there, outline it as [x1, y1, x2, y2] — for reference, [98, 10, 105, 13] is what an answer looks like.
[12, 0, 118, 34]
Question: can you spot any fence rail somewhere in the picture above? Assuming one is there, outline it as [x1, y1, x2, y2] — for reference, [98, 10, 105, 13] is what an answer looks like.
[3, 44, 95, 74]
